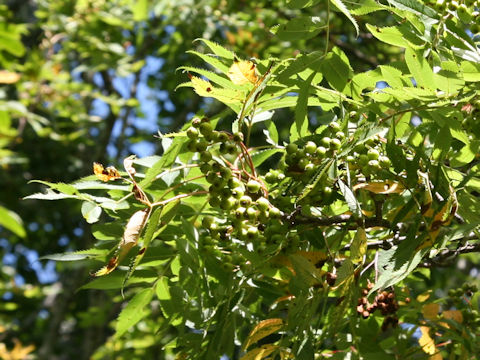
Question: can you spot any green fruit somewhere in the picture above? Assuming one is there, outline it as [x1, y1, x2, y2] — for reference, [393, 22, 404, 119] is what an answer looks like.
[256, 197, 270, 211]
[298, 158, 309, 171]
[329, 121, 341, 131]
[305, 141, 317, 155]
[367, 148, 380, 160]
[200, 151, 212, 163]
[209, 196, 220, 207]
[186, 126, 199, 139]
[265, 171, 278, 183]
[199, 162, 211, 174]
[269, 207, 282, 218]
[247, 226, 259, 240]
[195, 139, 208, 152]
[219, 167, 232, 179]
[202, 216, 215, 229]
[379, 155, 391, 168]
[358, 154, 369, 166]
[192, 118, 202, 128]
[231, 186, 245, 199]
[221, 196, 237, 210]
[368, 159, 380, 169]
[286, 143, 298, 154]
[235, 207, 247, 219]
[330, 138, 342, 150]
[217, 132, 229, 142]
[206, 171, 218, 184]
[247, 179, 262, 193]
[335, 131, 345, 140]
[199, 122, 213, 136]
[246, 207, 258, 221]
[239, 195, 252, 206]
[321, 137, 331, 147]
[233, 132, 244, 142]
[315, 146, 327, 158]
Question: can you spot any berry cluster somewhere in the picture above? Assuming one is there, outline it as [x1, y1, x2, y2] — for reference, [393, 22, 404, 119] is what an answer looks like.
[348, 136, 392, 178]
[357, 286, 399, 320]
[187, 118, 298, 271]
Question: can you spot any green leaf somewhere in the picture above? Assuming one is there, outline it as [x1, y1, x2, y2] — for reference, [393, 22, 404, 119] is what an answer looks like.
[330, 0, 359, 37]
[366, 24, 424, 49]
[369, 246, 426, 293]
[132, 0, 148, 21]
[29, 180, 79, 195]
[320, 47, 353, 92]
[461, 61, 480, 82]
[385, 0, 438, 20]
[194, 38, 234, 60]
[277, 51, 324, 82]
[141, 138, 183, 187]
[251, 148, 283, 167]
[276, 16, 326, 41]
[404, 47, 436, 90]
[23, 189, 77, 201]
[81, 201, 102, 224]
[80, 270, 157, 290]
[115, 287, 154, 338]
[186, 50, 230, 74]
[0, 205, 25, 238]
[287, 0, 321, 9]
[294, 72, 316, 139]
[40, 248, 108, 261]
[337, 179, 362, 219]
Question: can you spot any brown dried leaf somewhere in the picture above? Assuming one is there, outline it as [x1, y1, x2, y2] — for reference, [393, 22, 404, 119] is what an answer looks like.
[240, 344, 278, 360]
[419, 326, 436, 355]
[93, 162, 121, 182]
[422, 303, 439, 320]
[353, 180, 404, 194]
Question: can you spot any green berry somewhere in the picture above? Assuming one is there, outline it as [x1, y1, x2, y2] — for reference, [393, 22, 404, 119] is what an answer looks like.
[335, 131, 345, 140]
[199, 122, 213, 136]
[200, 151, 212, 163]
[186, 126, 199, 139]
[233, 132, 244, 142]
[269, 207, 282, 218]
[231, 186, 245, 199]
[315, 146, 327, 158]
[217, 132, 229, 143]
[221, 196, 237, 210]
[246, 207, 258, 221]
[286, 143, 298, 154]
[329, 121, 341, 131]
[321, 137, 331, 147]
[239, 195, 252, 206]
[379, 155, 391, 168]
[330, 138, 342, 150]
[305, 141, 317, 155]
[202, 216, 215, 229]
[247, 179, 262, 193]
[256, 197, 270, 211]
[367, 148, 380, 160]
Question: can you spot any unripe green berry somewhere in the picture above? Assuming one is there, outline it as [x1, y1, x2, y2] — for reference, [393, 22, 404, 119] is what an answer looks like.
[247, 179, 262, 193]
[217, 132, 229, 143]
[315, 146, 327, 158]
[329, 121, 341, 131]
[335, 131, 345, 140]
[298, 158, 309, 171]
[256, 197, 270, 211]
[235, 207, 247, 219]
[330, 138, 342, 150]
[239, 195, 252, 207]
[269, 207, 282, 218]
[247, 226, 259, 240]
[368, 159, 381, 169]
[219, 167, 232, 179]
[199, 122, 213, 136]
[305, 141, 317, 155]
[321, 137, 331, 147]
[246, 207, 258, 221]
[265, 171, 278, 183]
[195, 139, 208, 152]
[200, 151, 212, 163]
[367, 148, 380, 160]
[221, 196, 237, 210]
[233, 132, 244, 142]
[231, 186, 245, 199]
[199, 162, 211, 174]
[202, 216, 215, 229]
[186, 126, 199, 139]
[379, 155, 391, 168]
[286, 143, 298, 154]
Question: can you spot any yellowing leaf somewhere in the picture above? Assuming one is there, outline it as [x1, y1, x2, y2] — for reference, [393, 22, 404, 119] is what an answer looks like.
[417, 290, 432, 302]
[228, 59, 258, 85]
[419, 326, 436, 355]
[353, 180, 405, 194]
[93, 162, 121, 182]
[0, 70, 21, 84]
[240, 344, 278, 360]
[422, 303, 439, 320]
[243, 318, 284, 350]
[0, 339, 35, 360]
[189, 75, 244, 103]
[439, 309, 463, 329]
